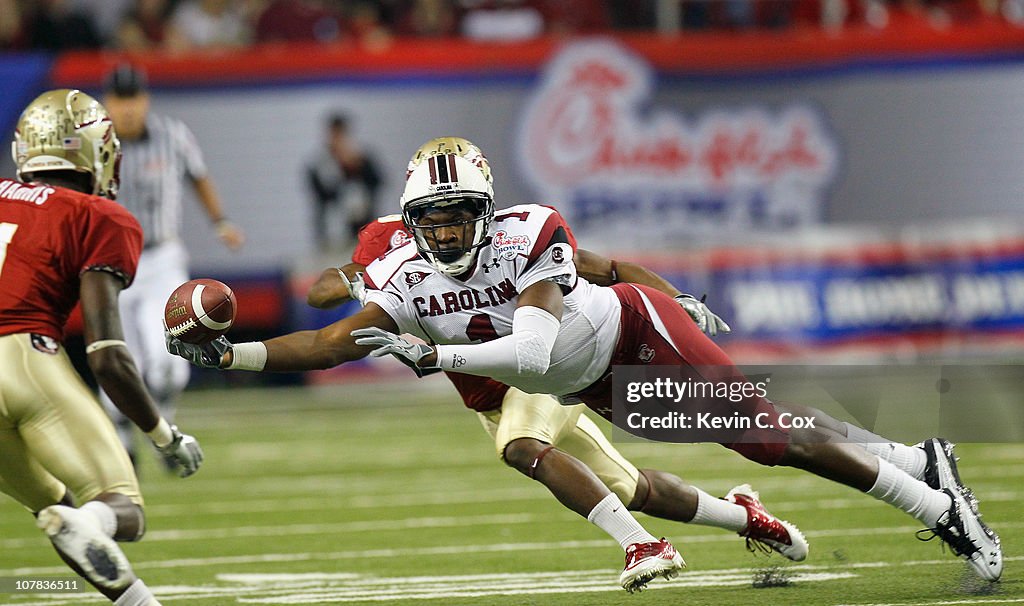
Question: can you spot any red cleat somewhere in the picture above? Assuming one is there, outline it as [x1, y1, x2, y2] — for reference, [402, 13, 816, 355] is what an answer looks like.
[618, 538, 685, 593]
[726, 484, 808, 562]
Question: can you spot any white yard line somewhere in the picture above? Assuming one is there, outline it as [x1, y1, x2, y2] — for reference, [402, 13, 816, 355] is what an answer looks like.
[0, 513, 538, 549]
[134, 489, 1024, 518]
[5, 510, 1021, 551]
[4, 530, 1022, 578]
[6, 555, 1020, 605]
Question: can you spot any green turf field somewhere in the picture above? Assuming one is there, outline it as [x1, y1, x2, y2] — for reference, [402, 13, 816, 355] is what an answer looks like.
[1, 380, 1020, 605]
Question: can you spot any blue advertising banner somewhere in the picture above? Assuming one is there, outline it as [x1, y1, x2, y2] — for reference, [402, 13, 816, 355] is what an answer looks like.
[659, 239, 1024, 360]
[0, 54, 53, 137]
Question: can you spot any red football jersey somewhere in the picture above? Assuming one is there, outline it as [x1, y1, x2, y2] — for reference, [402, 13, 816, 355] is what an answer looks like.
[0, 178, 143, 341]
[352, 209, 578, 412]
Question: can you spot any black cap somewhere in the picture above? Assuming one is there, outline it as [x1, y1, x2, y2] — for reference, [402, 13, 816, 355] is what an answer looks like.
[328, 112, 349, 131]
[104, 63, 148, 97]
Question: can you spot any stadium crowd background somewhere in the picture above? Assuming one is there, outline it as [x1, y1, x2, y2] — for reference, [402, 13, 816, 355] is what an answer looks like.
[2, 0, 1023, 53]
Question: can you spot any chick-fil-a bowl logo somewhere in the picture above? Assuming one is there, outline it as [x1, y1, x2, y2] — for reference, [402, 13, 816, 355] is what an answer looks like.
[492, 230, 532, 259]
[516, 40, 840, 244]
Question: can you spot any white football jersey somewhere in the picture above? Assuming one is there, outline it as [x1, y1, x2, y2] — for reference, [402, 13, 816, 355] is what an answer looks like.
[363, 204, 620, 396]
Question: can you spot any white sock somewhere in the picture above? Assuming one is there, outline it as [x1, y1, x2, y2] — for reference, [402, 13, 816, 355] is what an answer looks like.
[586, 493, 658, 550]
[690, 489, 748, 532]
[844, 423, 927, 480]
[114, 580, 160, 606]
[80, 501, 118, 538]
[867, 459, 951, 527]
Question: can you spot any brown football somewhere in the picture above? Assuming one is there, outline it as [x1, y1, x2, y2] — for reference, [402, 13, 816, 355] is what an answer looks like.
[164, 278, 236, 344]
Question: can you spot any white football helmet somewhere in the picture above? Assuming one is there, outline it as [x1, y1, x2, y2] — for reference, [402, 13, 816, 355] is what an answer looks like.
[406, 136, 492, 185]
[401, 153, 494, 276]
[12, 89, 121, 199]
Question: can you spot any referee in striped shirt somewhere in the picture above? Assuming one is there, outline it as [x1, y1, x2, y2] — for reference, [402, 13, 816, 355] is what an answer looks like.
[101, 63, 245, 467]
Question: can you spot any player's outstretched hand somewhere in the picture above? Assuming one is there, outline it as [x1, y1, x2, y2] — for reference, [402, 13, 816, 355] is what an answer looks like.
[340, 270, 367, 305]
[351, 327, 442, 378]
[164, 331, 233, 369]
[675, 294, 732, 337]
[155, 425, 204, 477]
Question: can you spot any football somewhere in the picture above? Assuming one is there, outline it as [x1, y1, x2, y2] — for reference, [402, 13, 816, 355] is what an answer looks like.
[164, 278, 236, 344]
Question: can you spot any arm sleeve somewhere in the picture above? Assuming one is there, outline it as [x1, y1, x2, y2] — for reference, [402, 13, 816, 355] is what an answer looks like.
[78, 202, 143, 287]
[434, 306, 560, 377]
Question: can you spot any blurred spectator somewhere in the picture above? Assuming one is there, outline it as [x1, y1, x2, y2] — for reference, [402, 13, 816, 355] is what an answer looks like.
[306, 112, 383, 252]
[25, 0, 103, 51]
[537, 0, 610, 34]
[457, 0, 608, 41]
[458, 0, 546, 40]
[170, 0, 251, 48]
[395, 0, 460, 37]
[115, 0, 190, 50]
[71, 0, 133, 43]
[344, 0, 393, 47]
[608, 0, 656, 30]
[0, 0, 26, 49]
[254, 0, 344, 43]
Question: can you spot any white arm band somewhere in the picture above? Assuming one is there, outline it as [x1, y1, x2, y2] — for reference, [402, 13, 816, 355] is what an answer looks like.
[85, 339, 127, 354]
[227, 342, 268, 371]
[436, 306, 560, 377]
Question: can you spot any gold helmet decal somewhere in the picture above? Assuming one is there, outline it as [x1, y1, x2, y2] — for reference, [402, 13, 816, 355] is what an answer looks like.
[12, 89, 121, 199]
[406, 136, 492, 185]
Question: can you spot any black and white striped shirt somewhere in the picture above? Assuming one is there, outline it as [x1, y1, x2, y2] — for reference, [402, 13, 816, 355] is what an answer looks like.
[117, 113, 207, 247]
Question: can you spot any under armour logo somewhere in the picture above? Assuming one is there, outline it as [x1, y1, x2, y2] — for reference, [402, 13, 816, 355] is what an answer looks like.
[638, 344, 655, 363]
[481, 258, 501, 273]
[452, 354, 467, 368]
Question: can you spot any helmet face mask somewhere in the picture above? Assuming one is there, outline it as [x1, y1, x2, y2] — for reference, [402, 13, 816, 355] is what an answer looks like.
[401, 154, 494, 276]
[11, 89, 121, 199]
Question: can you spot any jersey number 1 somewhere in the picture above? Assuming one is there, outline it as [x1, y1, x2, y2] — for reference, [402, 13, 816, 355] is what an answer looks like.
[0, 223, 18, 279]
[465, 313, 500, 342]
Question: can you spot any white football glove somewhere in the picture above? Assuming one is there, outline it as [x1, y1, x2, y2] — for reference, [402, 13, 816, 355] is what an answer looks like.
[351, 326, 442, 378]
[340, 269, 367, 306]
[154, 425, 204, 478]
[164, 330, 232, 369]
[675, 294, 731, 337]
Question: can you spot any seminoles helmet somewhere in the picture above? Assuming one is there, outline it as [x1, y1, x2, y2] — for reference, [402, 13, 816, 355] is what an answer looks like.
[406, 136, 492, 185]
[11, 89, 121, 199]
[401, 153, 494, 276]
